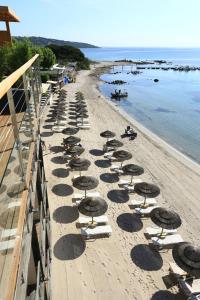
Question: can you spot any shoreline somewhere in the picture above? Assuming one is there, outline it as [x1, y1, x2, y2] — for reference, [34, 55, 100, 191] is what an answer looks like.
[43, 61, 200, 300]
[93, 62, 200, 176]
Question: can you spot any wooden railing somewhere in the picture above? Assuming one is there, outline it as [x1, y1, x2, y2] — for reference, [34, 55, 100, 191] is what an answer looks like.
[0, 54, 43, 300]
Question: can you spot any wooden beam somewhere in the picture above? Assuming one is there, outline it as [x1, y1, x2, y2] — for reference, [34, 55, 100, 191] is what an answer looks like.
[0, 54, 39, 100]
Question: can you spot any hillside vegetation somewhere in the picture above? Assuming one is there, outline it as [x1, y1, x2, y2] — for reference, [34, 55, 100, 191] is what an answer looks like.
[14, 36, 98, 48]
[48, 44, 90, 70]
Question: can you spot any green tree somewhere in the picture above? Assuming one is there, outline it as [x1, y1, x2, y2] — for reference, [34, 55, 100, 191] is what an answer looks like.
[48, 44, 90, 70]
[40, 47, 56, 69]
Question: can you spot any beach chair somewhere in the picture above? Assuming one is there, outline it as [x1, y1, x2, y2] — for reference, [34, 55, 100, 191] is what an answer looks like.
[151, 234, 184, 249]
[110, 164, 121, 172]
[135, 205, 160, 216]
[104, 151, 114, 158]
[72, 191, 100, 202]
[129, 198, 157, 208]
[179, 278, 200, 299]
[77, 123, 91, 129]
[119, 178, 142, 188]
[145, 226, 177, 237]
[81, 224, 112, 239]
[78, 215, 108, 226]
[52, 126, 66, 132]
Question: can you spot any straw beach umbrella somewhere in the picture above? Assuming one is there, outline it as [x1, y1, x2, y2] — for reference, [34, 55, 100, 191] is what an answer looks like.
[122, 164, 144, 185]
[78, 196, 108, 226]
[112, 150, 132, 167]
[100, 130, 116, 142]
[62, 127, 79, 135]
[134, 182, 160, 206]
[73, 176, 99, 198]
[106, 139, 123, 148]
[69, 158, 91, 176]
[150, 207, 182, 236]
[63, 136, 81, 146]
[172, 243, 200, 278]
[66, 145, 85, 156]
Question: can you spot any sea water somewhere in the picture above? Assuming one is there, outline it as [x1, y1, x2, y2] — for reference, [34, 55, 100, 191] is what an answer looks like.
[81, 48, 200, 163]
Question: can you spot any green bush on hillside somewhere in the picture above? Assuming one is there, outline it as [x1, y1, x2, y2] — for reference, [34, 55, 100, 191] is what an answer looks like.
[47, 44, 90, 70]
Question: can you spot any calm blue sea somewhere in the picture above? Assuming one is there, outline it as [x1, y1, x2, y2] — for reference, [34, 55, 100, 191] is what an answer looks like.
[81, 48, 200, 163]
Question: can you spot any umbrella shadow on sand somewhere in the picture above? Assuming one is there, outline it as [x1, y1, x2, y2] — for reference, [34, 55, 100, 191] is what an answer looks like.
[89, 149, 103, 156]
[95, 159, 111, 168]
[150, 290, 182, 300]
[117, 213, 143, 232]
[107, 189, 129, 203]
[130, 244, 163, 271]
[53, 206, 78, 223]
[49, 146, 64, 153]
[51, 156, 69, 164]
[100, 173, 119, 183]
[52, 168, 69, 178]
[52, 184, 73, 197]
[54, 234, 86, 260]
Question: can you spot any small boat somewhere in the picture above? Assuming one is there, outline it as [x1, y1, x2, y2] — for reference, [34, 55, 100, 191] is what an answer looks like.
[111, 91, 128, 99]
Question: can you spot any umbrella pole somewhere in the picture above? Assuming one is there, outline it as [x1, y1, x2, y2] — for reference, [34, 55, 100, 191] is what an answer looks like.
[130, 175, 133, 185]
[143, 196, 147, 207]
[85, 189, 87, 198]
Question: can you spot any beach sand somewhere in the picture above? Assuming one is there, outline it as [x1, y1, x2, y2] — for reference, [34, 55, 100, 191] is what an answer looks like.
[41, 62, 200, 300]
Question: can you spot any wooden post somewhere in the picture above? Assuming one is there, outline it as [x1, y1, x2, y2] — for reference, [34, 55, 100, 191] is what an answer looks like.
[23, 73, 34, 141]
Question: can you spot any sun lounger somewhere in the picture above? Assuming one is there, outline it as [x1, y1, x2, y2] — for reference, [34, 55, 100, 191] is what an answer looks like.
[135, 205, 160, 216]
[78, 215, 108, 226]
[110, 164, 121, 171]
[104, 151, 114, 158]
[77, 123, 91, 129]
[145, 226, 177, 237]
[72, 191, 100, 201]
[52, 126, 66, 132]
[81, 224, 112, 239]
[76, 119, 89, 124]
[130, 198, 157, 208]
[179, 278, 200, 298]
[119, 178, 142, 188]
[103, 145, 115, 153]
[151, 234, 184, 249]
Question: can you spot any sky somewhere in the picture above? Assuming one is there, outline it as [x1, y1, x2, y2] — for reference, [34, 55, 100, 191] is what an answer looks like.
[3, 0, 200, 47]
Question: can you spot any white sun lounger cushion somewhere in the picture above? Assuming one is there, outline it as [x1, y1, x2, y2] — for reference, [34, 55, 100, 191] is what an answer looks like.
[130, 198, 157, 208]
[145, 226, 177, 237]
[104, 152, 114, 158]
[72, 191, 100, 200]
[119, 178, 142, 187]
[77, 124, 91, 129]
[78, 215, 108, 225]
[110, 164, 121, 171]
[151, 234, 184, 247]
[135, 205, 160, 215]
[81, 225, 112, 237]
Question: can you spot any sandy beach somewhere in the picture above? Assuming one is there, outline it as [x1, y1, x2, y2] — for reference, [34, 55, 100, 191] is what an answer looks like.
[41, 61, 200, 300]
